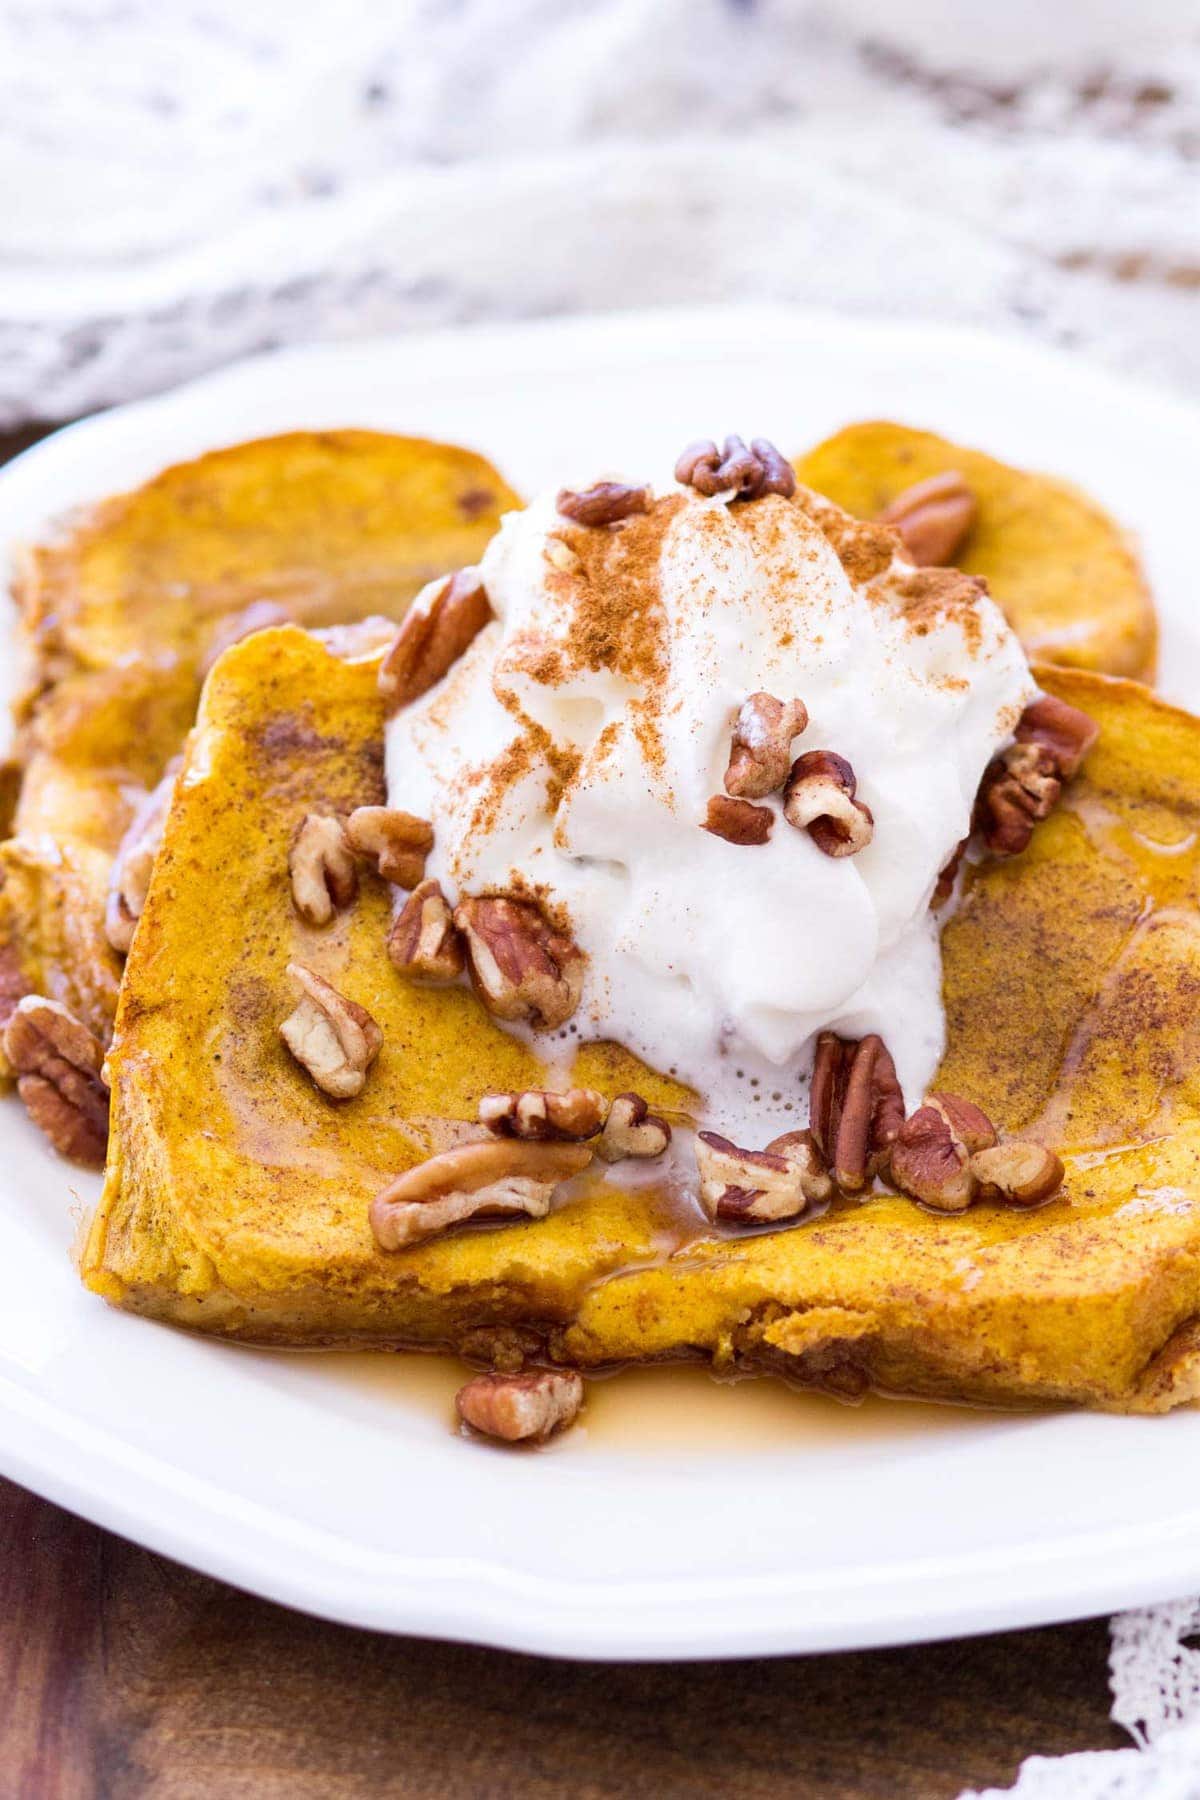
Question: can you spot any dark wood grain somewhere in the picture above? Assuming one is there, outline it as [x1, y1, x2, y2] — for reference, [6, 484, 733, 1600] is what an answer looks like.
[0, 421, 1126, 1798]
[0, 1476, 1126, 1800]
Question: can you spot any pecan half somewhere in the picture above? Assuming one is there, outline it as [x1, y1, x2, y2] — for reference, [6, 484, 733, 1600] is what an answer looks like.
[388, 879, 465, 983]
[810, 1032, 904, 1191]
[971, 1141, 1064, 1207]
[783, 751, 873, 857]
[696, 1127, 831, 1224]
[879, 471, 977, 567]
[456, 1369, 584, 1443]
[888, 1093, 997, 1212]
[288, 814, 358, 927]
[454, 895, 584, 1030]
[479, 1087, 608, 1141]
[369, 1139, 592, 1250]
[279, 962, 382, 1098]
[1015, 694, 1100, 778]
[675, 435, 796, 501]
[3, 996, 109, 1168]
[889, 1105, 976, 1212]
[724, 693, 809, 799]
[595, 1092, 671, 1162]
[703, 794, 774, 846]
[975, 694, 1099, 858]
[556, 483, 651, 527]
[378, 569, 492, 711]
[926, 1091, 997, 1154]
[105, 760, 180, 953]
[974, 743, 1061, 858]
[345, 805, 434, 891]
[544, 535, 581, 573]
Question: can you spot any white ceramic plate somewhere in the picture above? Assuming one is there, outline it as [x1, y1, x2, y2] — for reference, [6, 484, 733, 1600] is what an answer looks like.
[3, 305, 1200, 1661]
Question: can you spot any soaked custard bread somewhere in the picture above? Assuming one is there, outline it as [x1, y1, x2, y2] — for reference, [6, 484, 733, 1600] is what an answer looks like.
[0, 431, 519, 1055]
[82, 625, 1200, 1412]
[795, 420, 1157, 681]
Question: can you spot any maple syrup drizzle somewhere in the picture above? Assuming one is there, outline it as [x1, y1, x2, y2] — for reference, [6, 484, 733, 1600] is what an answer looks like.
[1024, 794, 1200, 1152]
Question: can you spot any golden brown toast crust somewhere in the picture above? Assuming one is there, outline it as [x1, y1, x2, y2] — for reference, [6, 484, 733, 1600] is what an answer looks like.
[0, 430, 520, 1056]
[795, 421, 1157, 682]
[82, 631, 1200, 1412]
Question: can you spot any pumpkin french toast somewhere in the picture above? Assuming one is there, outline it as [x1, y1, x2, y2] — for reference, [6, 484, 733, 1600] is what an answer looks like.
[79, 629, 1200, 1416]
[795, 420, 1157, 681]
[7, 422, 1194, 1446]
[0, 431, 519, 1068]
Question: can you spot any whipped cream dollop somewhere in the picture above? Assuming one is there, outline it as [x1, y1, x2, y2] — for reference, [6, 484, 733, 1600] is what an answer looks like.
[385, 475, 1035, 1139]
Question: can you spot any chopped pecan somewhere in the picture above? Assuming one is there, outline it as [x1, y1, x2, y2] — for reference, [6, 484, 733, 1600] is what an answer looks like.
[458, 1324, 545, 1374]
[556, 483, 651, 527]
[369, 1139, 592, 1250]
[927, 1092, 997, 1154]
[1015, 694, 1100, 778]
[454, 895, 584, 1030]
[675, 435, 796, 501]
[974, 743, 1061, 858]
[279, 962, 382, 1099]
[724, 693, 809, 799]
[388, 879, 465, 983]
[783, 751, 873, 857]
[703, 794, 774, 846]
[544, 535, 581, 573]
[975, 694, 1099, 857]
[888, 1094, 994, 1213]
[696, 1128, 831, 1224]
[378, 569, 492, 711]
[971, 1141, 1064, 1207]
[345, 805, 434, 891]
[890, 1107, 974, 1210]
[3, 996, 109, 1168]
[456, 1369, 584, 1443]
[595, 1092, 671, 1162]
[288, 814, 357, 927]
[931, 837, 968, 910]
[479, 1086, 608, 1141]
[105, 760, 180, 953]
[879, 471, 978, 567]
[810, 1032, 904, 1191]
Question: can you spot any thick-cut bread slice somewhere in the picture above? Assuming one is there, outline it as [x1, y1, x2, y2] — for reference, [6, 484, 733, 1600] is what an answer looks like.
[0, 431, 519, 1058]
[795, 421, 1157, 682]
[81, 629, 1200, 1412]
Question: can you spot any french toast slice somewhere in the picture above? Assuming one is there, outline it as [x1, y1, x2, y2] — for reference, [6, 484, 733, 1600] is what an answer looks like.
[795, 421, 1157, 682]
[1, 431, 519, 1058]
[82, 628, 1200, 1412]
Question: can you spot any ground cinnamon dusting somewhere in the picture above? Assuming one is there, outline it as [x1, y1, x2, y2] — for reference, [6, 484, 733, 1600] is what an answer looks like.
[794, 487, 900, 583]
[509, 494, 683, 793]
[533, 497, 680, 687]
[887, 567, 988, 651]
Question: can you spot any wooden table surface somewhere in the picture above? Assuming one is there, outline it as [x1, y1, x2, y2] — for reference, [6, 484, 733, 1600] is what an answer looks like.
[0, 422, 1127, 1798]
[0, 1475, 1125, 1800]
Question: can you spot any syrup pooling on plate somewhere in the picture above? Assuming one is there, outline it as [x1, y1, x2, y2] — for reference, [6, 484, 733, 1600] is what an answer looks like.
[281, 1347, 1002, 1453]
[385, 470, 1034, 1139]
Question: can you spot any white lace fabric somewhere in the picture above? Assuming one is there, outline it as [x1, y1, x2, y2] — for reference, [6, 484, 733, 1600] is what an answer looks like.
[1, 0, 1199, 423]
[965, 1602, 1200, 1797]
[4, 4, 1200, 1792]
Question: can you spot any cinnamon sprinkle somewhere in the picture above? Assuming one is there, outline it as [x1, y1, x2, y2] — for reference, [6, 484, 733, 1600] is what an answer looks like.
[513, 494, 683, 791]
[793, 487, 900, 583]
[885, 567, 988, 651]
